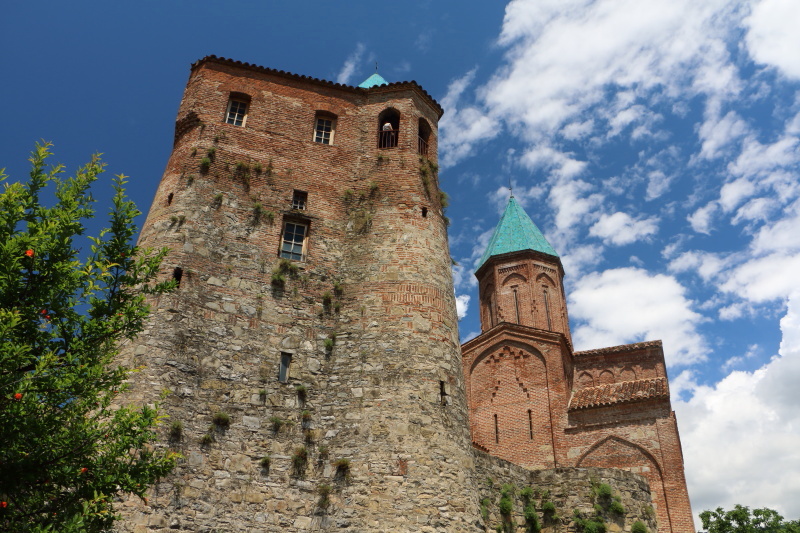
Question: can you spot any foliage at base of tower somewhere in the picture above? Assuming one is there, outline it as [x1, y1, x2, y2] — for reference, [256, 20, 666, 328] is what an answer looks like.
[0, 143, 177, 532]
[700, 505, 800, 533]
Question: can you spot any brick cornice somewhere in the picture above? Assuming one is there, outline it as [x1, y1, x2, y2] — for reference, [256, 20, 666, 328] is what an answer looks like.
[193, 55, 444, 118]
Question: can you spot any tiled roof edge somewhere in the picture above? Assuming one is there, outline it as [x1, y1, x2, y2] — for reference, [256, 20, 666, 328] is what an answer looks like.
[569, 377, 669, 411]
[193, 56, 443, 116]
[573, 339, 662, 357]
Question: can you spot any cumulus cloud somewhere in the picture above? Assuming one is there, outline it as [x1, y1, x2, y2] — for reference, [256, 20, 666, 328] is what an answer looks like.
[456, 294, 471, 319]
[676, 294, 800, 522]
[336, 43, 366, 85]
[745, 0, 800, 80]
[589, 212, 659, 246]
[569, 267, 708, 366]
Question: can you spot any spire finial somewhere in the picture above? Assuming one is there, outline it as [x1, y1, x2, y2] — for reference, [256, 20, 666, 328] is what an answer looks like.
[375, 61, 379, 72]
[508, 177, 514, 199]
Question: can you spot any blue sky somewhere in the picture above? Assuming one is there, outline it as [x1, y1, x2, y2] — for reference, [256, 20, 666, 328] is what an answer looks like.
[3, 0, 800, 526]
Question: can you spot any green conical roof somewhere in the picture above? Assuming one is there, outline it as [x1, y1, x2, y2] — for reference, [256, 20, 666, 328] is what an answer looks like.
[476, 197, 559, 271]
[358, 73, 389, 88]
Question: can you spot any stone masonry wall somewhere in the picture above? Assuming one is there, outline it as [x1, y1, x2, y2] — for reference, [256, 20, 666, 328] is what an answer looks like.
[116, 58, 484, 532]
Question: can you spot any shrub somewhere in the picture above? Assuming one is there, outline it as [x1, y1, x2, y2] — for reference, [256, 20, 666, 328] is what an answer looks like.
[323, 337, 334, 351]
[322, 291, 332, 307]
[270, 272, 285, 288]
[301, 410, 312, 421]
[595, 483, 613, 499]
[631, 521, 647, 533]
[269, 416, 284, 432]
[199, 157, 211, 172]
[520, 486, 534, 501]
[609, 499, 625, 515]
[295, 384, 308, 400]
[169, 421, 183, 441]
[291, 446, 308, 477]
[334, 458, 350, 481]
[253, 162, 263, 173]
[259, 456, 271, 470]
[200, 433, 213, 445]
[480, 498, 491, 523]
[333, 281, 343, 295]
[524, 504, 541, 533]
[206, 147, 216, 160]
[318, 483, 332, 509]
[439, 190, 450, 208]
[212, 412, 230, 428]
[499, 496, 513, 517]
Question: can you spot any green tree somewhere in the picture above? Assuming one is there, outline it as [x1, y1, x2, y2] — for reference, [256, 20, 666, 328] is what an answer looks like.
[0, 143, 176, 532]
[700, 505, 800, 533]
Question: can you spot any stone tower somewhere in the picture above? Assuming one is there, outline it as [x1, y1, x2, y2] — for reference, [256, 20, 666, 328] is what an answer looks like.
[118, 55, 480, 531]
[118, 56, 666, 533]
[462, 198, 695, 533]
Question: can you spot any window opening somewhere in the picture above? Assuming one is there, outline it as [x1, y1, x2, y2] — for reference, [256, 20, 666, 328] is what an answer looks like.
[543, 288, 552, 330]
[421, 207, 428, 218]
[225, 98, 248, 126]
[528, 410, 534, 440]
[172, 267, 183, 288]
[418, 118, 432, 156]
[167, 192, 174, 206]
[494, 414, 499, 443]
[314, 116, 335, 144]
[292, 190, 308, 210]
[279, 352, 292, 383]
[488, 293, 495, 328]
[512, 287, 520, 324]
[377, 109, 400, 148]
[439, 380, 448, 405]
[280, 221, 308, 261]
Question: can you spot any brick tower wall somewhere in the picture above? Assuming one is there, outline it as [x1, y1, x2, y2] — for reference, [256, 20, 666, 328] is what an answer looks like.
[115, 58, 482, 532]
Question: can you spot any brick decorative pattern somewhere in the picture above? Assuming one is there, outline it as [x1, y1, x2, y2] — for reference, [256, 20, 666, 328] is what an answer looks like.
[570, 377, 669, 410]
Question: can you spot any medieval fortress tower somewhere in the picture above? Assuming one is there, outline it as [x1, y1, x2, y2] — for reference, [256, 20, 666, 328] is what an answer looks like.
[118, 56, 694, 532]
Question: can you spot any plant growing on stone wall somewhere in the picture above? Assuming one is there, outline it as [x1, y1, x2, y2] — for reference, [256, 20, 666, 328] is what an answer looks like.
[253, 162, 263, 174]
[343, 189, 354, 202]
[333, 458, 351, 481]
[271, 272, 285, 288]
[333, 281, 343, 296]
[317, 483, 332, 510]
[295, 383, 308, 401]
[265, 158, 273, 177]
[259, 456, 271, 473]
[269, 416, 284, 433]
[212, 412, 230, 429]
[481, 498, 491, 523]
[258, 389, 267, 402]
[191, 147, 198, 156]
[322, 291, 332, 310]
[573, 509, 606, 533]
[368, 180, 379, 194]
[631, 521, 648, 533]
[186, 174, 195, 185]
[304, 429, 318, 444]
[317, 444, 328, 459]
[291, 446, 308, 478]
[200, 433, 213, 446]
[206, 147, 216, 161]
[200, 157, 211, 173]
[439, 190, 449, 208]
[169, 421, 183, 442]
[301, 410, 312, 421]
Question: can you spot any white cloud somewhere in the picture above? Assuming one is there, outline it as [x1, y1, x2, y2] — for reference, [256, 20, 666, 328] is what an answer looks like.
[589, 212, 659, 246]
[676, 294, 800, 522]
[569, 267, 708, 366]
[336, 43, 366, 85]
[745, 0, 800, 80]
[456, 294, 470, 320]
[668, 250, 727, 283]
[697, 109, 749, 160]
[688, 201, 718, 234]
[548, 178, 603, 234]
[719, 178, 756, 213]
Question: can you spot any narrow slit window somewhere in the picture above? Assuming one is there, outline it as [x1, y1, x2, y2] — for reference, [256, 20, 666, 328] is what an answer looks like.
[512, 287, 520, 324]
[292, 190, 308, 210]
[421, 207, 428, 218]
[280, 221, 308, 261]
[528, 409, 534, 440]
[494, 414, 499, 443]
[172, 267, 183, 288]
[278, 352, 292, 383]
[167, 192, 174, 205]
[225, 98, 248, 126]
[543, 288, 552, 330]
[439, 380, 448, 405]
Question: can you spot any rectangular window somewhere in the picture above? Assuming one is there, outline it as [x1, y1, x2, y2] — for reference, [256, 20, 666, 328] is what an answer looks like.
[280, 221, 308, 261]
[528, 410, 534, 440]
[278, 352, 292, 383]
[225, 99, 248, 126]
[314, 117, 334, 144]
[292, 190, 308, 210]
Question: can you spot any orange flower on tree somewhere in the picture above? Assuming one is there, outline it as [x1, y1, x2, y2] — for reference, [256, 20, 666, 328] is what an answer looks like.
[14, 393, 22, 400]
[25, 249, 34, 257]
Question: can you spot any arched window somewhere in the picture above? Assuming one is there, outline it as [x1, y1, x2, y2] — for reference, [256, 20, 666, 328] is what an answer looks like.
[418, 118, 432, 156]
[377, 108, 400, 148]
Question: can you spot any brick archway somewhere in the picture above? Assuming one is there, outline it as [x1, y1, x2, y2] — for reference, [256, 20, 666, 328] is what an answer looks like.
[577, 436, 671, 532]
